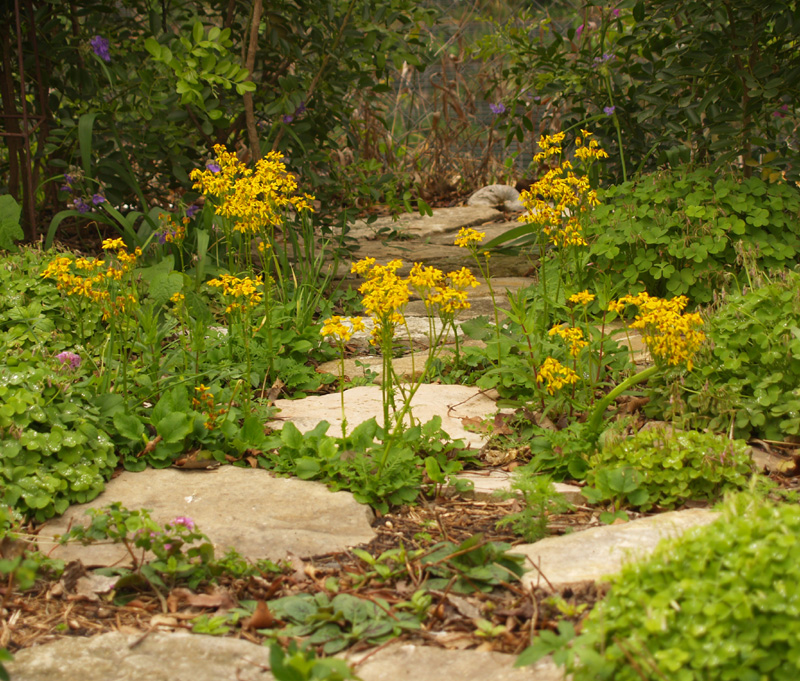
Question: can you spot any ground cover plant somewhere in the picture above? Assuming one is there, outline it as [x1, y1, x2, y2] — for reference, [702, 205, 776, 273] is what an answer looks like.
[516, 492, 800, 681]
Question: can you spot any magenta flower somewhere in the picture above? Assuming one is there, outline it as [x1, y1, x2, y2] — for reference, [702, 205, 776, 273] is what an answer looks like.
[170, 516, 196, 531]
[56, 351, 81, 370]
[90, 36, 111, 62]
[773, 104, 789, 119]
[611, 8, 620, 18]
[576, 24, 584, 39]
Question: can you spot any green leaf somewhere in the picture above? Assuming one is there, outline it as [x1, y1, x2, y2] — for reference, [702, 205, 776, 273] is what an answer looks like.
[113, 412, 145, 441]
[155, 412, 194, 444]
[0, 195, 24, 250]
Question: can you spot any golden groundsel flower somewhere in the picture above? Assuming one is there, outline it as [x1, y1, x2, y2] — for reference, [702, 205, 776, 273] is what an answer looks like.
[609, 292, 705, 370]
[537, 357, 580, 395]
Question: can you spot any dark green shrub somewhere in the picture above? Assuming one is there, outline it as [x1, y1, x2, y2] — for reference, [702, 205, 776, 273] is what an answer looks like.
[583, 428, 753, 512]
[587, 168, 800, 304]
[652, 271, 800, 440]
[520, 495, 800, 680]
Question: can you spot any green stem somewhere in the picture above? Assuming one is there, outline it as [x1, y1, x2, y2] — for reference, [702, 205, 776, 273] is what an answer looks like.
[586, 364, 659, 436]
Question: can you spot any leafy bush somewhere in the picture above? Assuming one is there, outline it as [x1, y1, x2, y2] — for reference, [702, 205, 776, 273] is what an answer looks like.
[519, 494, 800, 680]
[583, 428, 753, 512]
[0, 353, 116, 521]
[588, 168, 800, 304]
[652, 271, 800, 440]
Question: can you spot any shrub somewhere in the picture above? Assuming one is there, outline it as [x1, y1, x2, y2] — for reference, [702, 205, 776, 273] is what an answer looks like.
[652, 271, 800, 440]
[534, 494, 800, 680]
[582, 427, 753, 512]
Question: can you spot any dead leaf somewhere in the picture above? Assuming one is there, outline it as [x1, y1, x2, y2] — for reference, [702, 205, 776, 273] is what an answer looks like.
[149, 614, 179, 629]
[60, 560, 87, 592]
[242, 600, 276, 630]
[168, 587, 236, 612]
[172, 449, 221, 469]
[447, 594, 481, 619]
[139, 435, 162, 458]
[460, 416, 491, 434]
[286, 552, 309, 582]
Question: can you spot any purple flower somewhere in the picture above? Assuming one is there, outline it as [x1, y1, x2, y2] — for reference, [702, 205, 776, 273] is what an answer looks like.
[56, 351, 81, 370]
[773, 104, 789, 119]
[185, 204, 200, 218]
[92, 194, 105, 205]
[604, 105, 616, 116]
[489, 103, 506, 115]
[60, 184, 72, 193]
[206, 162, 221, 173]
[73, 198, 90, 213]
[90, 36, 111, 62]
[295, 101, 306, 115]
[594, 53, 614, 65]
[170, 516, 195, 531]
[282, 114, 294, 124]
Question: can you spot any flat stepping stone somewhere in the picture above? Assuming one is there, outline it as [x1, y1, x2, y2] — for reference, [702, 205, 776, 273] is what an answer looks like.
[346, 641, 563, 680]
[516, 508, 719, 591]
[37, 467, 375, 567]
[269, 384, 498, 450]
[349, 205, 500, 241]
[6, 633, 565, 681]
[453, 470, 584, 505]
[5, 631, 273, 681]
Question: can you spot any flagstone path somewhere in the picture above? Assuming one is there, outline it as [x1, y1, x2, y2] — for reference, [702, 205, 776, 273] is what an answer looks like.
[12, 196, 758, 680]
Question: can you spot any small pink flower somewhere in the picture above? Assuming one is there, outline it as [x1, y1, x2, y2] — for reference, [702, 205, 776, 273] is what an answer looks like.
[170, 516, 196, 531]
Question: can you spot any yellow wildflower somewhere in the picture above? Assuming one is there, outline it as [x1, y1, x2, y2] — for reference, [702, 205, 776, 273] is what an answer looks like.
[101, 238, 126, 250]
[454, 227, 486, 249]
[609, 292, 705, 370]
[568, 290, 596, 306]
[537, 357, 580, 395]
[549, 325, 588, 357]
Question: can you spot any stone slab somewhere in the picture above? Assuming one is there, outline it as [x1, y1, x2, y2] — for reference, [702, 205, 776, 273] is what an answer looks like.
[346, 641, 563, 681]
[453, 470, 584, 505]
[5, 631, 274, 681]
[6, 633, 564, 681]
[349, 206, 501, 241]
[38, 466, 375, 567]
[269, 384, 498, 450]
[516, 508, 719, 591]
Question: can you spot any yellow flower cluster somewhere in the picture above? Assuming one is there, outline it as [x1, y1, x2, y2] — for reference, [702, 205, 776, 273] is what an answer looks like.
[454, 227, 486, 249]
[192, 384, 226, 431]
[351, 258, 477, 344]
[549, 325, 588, 357]
[320, 315, 366, 343]
[574, 131, 610, 163]
[41, 241, 141, 318]
[609, 292, 706, 370]
[159, 213, 188, 243]
[537, 357, 580, 395]
[207, 274, 263, 314]
[519, 130, 604, 247]
[408, 263, 478, 316]
[568, 290, 596, 306]
[189, 144, 314, 235]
